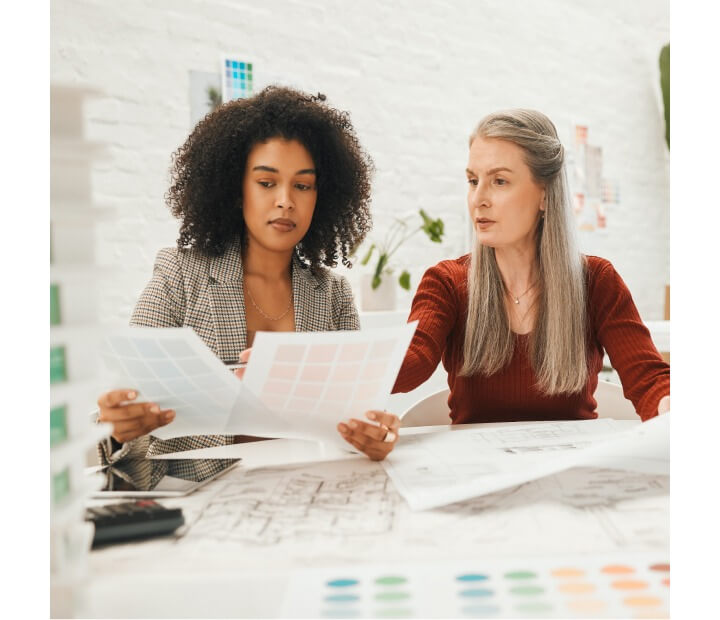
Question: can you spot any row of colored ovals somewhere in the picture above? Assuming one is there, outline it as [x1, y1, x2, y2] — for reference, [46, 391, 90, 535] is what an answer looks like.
[456, 570, 555, 616]
[322, 576, 414, 618]
[551, 562, 669, 613]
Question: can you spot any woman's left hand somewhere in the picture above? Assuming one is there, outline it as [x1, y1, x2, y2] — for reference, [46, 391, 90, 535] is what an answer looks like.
[658, 395, 670, 415]
[337, 410, 400, 461]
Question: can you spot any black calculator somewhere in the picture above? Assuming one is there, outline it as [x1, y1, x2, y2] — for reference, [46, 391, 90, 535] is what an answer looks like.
[85, 500, 185, 547]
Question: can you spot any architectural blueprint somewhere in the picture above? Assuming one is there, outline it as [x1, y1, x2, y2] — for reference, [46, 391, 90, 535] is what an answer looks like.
[126, 457, 668, 573]
[382, 416, 669, 510]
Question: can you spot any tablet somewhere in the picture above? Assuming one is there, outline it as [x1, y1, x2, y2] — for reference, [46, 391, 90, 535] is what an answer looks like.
[89, 462, 238, 498]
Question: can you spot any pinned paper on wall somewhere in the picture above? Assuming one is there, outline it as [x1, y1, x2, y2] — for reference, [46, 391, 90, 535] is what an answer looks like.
[569, 124, 619, 232]
[220, 55, 254, 102]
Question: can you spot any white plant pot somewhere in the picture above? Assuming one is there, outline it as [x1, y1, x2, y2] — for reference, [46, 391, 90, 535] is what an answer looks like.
[361, 273, 396, 311]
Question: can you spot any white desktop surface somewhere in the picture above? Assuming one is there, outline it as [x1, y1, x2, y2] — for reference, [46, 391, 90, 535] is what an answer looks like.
[82, 421, 668, 618]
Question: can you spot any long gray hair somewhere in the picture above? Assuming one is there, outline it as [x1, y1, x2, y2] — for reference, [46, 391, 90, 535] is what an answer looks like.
[460, 109, 588, 394]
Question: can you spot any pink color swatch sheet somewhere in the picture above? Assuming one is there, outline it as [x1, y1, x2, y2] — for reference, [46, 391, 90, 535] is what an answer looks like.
[241, 322, 417, 443]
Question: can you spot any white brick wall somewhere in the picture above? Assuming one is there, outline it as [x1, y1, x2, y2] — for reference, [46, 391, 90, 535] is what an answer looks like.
[51, 0, 669, 322]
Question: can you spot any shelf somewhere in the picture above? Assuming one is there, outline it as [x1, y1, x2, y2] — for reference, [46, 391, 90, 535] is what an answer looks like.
[50, 264, 114, 281]
[50, 424, 112, 475]
[51, 137, 109, 162]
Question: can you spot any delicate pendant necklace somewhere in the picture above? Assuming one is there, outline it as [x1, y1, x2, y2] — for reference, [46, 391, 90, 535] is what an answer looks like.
[504, 280, 536, 305]
[245, 281, 293, 321]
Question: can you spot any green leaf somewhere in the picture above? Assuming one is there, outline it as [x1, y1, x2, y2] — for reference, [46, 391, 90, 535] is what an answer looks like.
[371, 274, 382, 289]
[360, 243, 375, 266]
[398, 270, 411, 290]
[374, 253, 388, 281]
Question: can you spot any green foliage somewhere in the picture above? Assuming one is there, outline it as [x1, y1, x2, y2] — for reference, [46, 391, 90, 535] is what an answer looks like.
[361, 209, 445, 290]
[207, 86, 222, 112]
[660, 44, 669, 149]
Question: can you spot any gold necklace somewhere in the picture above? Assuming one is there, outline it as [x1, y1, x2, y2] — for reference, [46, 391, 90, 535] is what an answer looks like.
[244, 281, 293, 321]
[504, 280, 536, 305]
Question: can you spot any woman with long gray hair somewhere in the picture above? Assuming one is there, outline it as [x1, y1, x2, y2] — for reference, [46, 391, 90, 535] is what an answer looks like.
[391, 109, 670, 423]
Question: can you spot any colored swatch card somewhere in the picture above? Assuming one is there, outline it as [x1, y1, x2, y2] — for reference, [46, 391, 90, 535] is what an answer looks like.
[50, 345, 67, 384]
[220, 56, 254, 102]
[50, 283, 61, 325]
[50, 404, 69, 446]
[383, 415, 669, 510]
[52, 467, 71, 505]
[280, 553, 669, 618]
[240, 322, 417, 445]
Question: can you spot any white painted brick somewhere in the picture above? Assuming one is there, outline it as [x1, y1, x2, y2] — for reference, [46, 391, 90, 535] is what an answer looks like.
[52, 0, 670, 323]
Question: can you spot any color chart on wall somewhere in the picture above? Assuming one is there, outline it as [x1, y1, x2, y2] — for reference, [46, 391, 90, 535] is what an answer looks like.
[220, 55, 254, 102]
[281, 554, 669, 618]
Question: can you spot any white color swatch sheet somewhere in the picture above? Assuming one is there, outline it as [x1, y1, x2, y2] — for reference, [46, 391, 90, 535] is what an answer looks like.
[100, 323, 416, 444]
[382, 415, 669, 511]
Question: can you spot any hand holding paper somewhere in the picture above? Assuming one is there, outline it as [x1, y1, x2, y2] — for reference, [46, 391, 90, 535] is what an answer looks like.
[100, 323, 416, 446]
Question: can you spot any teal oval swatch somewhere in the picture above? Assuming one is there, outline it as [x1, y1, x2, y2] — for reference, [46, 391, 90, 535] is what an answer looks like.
[509, 585, 544, 596]
[374, 609, 413, 618]
[375, 576, 408, 586]
[461, 604, 501, 616]
[325, 594, 360, 603]
[504, 570, 537, 580]
[514, 602, 554, 613]
[457, 574, 489, 582]
[459, 588, 494, 598]
[327, 579, 359, 588]
[375, 591, 411, 601]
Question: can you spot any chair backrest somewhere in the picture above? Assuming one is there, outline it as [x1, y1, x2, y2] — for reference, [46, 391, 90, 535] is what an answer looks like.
[594, 380, 638, 420]
[400, 388, 452, 427]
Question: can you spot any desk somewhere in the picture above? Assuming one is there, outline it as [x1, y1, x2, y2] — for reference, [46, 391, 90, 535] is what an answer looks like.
[82, 423, 669, 618]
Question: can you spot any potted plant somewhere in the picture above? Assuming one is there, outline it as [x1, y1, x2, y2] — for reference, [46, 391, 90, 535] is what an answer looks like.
[358, 209, 444, 311]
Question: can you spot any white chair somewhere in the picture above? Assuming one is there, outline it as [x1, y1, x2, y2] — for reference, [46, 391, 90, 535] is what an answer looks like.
[594, 379, 637, 420]
[400, 388, 452, 427]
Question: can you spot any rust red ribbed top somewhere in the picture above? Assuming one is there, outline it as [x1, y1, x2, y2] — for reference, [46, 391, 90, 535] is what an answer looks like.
[392, 255, 670, 423]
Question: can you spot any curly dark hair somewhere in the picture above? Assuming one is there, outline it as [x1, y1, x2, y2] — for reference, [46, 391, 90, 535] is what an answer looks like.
[166, 85, 374, 269]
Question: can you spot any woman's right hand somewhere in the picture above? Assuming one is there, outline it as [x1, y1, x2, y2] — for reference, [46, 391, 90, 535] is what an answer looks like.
[97, 390, 176, 444]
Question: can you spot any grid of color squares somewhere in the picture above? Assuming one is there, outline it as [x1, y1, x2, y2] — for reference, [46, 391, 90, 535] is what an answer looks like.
[101, 335, 237, 424]
[283, 556, 669, 618]
[221, 57, 253, 102]
[259, 340, 395, 417]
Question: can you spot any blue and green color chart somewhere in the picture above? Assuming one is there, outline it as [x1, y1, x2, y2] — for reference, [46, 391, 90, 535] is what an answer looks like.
[221, 56, 253, 102]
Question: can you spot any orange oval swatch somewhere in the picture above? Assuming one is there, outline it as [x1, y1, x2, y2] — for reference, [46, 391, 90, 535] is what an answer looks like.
[662, 578, 670, 587]
[650, 563, 670, 572]
[601, 564, 635, 575]
[624, 596, 662, 607]
[558, 582, 595, 594]
[612, 580, 649, 590]
[551, 568, 585, 578]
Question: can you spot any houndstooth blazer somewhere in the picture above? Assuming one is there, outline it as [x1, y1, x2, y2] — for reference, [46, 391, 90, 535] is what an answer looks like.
[99, 240, 360, 489]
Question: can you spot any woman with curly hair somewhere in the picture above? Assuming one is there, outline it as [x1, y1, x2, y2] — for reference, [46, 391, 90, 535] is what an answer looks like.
[96, 86, 400, 488]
